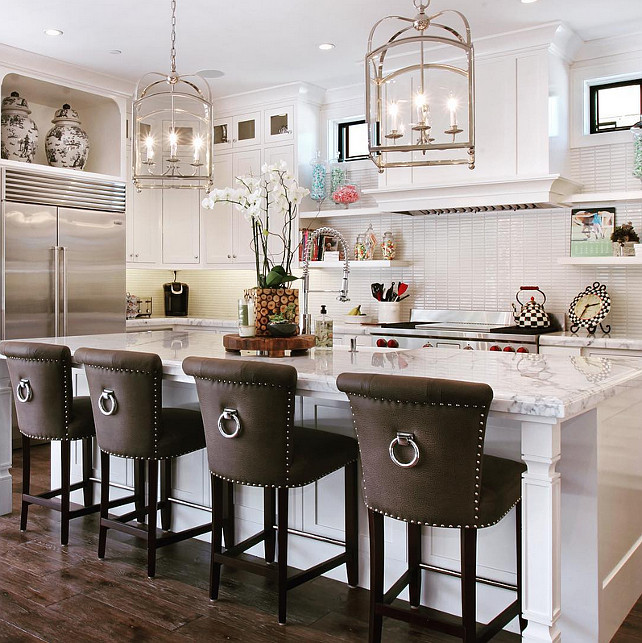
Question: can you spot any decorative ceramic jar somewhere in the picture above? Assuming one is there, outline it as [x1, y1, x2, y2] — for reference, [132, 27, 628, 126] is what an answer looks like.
[253, 288, 299, 336]
[1, 91, 38, 163]
[45, 103, 89, 170]
[381, 231, 396, 259]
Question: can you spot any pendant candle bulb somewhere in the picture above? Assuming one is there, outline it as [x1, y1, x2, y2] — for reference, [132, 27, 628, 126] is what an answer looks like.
[365, 0, 475, 171]
[132, 0, 213, 191]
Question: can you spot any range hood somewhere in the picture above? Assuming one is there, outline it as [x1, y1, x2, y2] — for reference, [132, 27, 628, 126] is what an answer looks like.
[363, 174, 581, 216]
[361, 22, 583, 216]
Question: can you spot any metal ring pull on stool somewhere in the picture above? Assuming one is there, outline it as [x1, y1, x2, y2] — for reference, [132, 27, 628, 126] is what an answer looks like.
[98, 389, 118, 416]
[389, 432, 420, 468]
[16, 378, 32, 403]
[218, 408, 241, 439]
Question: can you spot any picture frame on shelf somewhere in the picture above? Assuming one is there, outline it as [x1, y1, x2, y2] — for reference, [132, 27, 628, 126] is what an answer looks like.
[570, 207, 615, 257]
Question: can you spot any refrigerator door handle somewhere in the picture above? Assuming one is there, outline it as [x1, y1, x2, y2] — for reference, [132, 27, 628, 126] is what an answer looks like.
[61, 246, 68, 337]
[53, 246, 61, 337]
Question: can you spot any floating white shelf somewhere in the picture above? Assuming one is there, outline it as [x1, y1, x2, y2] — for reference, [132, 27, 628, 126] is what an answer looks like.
[568, 190, 642, 205]
[299, 206, 382, 220]
[557, 256, 642, 265]
[307, 260, 409, 268]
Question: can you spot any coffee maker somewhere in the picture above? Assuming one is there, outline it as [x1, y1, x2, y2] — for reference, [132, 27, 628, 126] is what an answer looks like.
[163, 271, 189, 316]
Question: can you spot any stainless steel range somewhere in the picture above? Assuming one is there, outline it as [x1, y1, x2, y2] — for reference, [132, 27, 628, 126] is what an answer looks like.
[369, 309, 562, 353]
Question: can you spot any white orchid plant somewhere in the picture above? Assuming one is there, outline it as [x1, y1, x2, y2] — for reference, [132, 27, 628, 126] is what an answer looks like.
[202, 161, 308, 288]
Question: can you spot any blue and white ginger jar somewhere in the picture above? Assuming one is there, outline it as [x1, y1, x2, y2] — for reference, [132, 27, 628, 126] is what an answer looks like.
[45, 103, 89, 170]
[1, 91, 39, 163]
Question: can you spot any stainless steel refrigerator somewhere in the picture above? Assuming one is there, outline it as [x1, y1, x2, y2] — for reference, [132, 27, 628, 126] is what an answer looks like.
[1, 166, 126, 340]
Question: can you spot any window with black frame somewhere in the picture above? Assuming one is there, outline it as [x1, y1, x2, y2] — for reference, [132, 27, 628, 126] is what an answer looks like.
[590, 78, 642, 134]
[337, 120, 369, 161]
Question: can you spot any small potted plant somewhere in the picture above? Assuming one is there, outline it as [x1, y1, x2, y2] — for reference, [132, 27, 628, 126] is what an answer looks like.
[267, 303, 298, 337]
[611, 221, 639, 256]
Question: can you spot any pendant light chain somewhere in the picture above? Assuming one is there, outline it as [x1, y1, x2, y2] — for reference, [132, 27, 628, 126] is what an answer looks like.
[170, 0, 177, 74]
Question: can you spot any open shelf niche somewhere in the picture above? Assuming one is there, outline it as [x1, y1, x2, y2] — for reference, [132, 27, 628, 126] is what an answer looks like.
[1, 72, 124, 178]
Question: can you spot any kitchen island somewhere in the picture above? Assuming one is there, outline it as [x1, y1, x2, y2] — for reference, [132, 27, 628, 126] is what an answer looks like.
[1, 329, 641, 643]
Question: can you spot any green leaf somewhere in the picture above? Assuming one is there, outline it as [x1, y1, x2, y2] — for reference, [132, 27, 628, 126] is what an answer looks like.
[265, 267, 298, 287]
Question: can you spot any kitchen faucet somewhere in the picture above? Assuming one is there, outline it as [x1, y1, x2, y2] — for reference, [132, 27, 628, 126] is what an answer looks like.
[301, 227, 350, 335]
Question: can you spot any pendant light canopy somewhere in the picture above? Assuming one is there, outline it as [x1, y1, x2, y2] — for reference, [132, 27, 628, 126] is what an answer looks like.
[132, 0, 213, 191]
[365, 0, 475, 172]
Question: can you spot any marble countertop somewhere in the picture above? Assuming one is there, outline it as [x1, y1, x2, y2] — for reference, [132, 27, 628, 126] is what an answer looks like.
[21, 329, 642, 420]
[540, 331, 642, 351]
[126, 317, 374, 336]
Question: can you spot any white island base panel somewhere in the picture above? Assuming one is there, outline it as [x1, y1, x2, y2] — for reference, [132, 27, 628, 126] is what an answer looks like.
[47, 374, 641, 643]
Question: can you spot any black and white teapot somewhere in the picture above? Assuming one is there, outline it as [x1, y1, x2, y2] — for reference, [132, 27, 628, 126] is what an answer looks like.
[511, 286, 551, 328]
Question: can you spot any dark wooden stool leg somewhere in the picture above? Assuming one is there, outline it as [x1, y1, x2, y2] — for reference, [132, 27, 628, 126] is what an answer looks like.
[160, 459, 171, 531]
[223, 480, 235, 549]
[277, 487, 289, 625]
[368, 509, 384, 643]
[82, 437, 93, 507]
[516, 500, 527, 632]
[345, 461, 359, 587]
[134, 460, 145, 523]
[264, 487, 276, 563]
[20, 434, 30, 532]
[98, 451, 110, 559]
[60, 440, 71, 546]
[461, 527, 477, 643]
[210, 475, 224, 601]
[147, 460, 158, 578]
[408, 523, 422, 608]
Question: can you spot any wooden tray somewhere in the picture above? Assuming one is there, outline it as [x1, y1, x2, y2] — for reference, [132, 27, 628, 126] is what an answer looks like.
[223, 334, 315, 358]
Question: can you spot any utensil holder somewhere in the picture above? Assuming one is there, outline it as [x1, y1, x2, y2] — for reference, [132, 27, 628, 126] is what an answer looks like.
[378, 302, 402, 324]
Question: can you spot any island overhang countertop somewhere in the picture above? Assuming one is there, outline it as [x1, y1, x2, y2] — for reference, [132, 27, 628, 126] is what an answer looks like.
[17, 328, 642, 420]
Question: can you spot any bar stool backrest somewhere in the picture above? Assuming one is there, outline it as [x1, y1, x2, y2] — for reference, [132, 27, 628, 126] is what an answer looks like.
[0, 341, 73, 440]
[336, 373, 493, 527]
[75, 347, 162, 459]
[182, 357, 297, 487]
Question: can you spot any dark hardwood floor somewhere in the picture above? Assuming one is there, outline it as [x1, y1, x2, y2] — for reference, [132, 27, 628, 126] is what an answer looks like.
[0, 444, 638, 642]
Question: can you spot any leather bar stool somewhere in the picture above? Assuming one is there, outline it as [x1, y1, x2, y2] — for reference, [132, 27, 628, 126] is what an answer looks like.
[75, 347, 215, 578]
[182, 356, 359, 625]
[337, 373, 527, 643]
[0, 341, 103, 545]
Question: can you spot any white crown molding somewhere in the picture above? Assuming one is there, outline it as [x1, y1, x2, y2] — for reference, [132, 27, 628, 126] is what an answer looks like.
[0, 43, 133, 98]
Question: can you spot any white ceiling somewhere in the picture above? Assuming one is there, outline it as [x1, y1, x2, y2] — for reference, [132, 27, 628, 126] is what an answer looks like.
[1, 0, 642, 97]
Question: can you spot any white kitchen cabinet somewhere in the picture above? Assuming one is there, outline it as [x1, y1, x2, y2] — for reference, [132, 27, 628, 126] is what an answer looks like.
[128, 188, 162, 263]
[203, 152, 259, 266]
[162, 189, 201, 264]
[233, 111, 262, 148]
[264, 104, 294, 145]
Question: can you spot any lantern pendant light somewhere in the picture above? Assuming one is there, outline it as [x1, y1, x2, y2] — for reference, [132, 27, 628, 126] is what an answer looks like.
[365, 0, 475, 172]
[132, 0, 213, 191]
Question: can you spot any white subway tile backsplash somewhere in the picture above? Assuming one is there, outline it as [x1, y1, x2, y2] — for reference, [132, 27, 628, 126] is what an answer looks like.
[127, 140, 642, 335]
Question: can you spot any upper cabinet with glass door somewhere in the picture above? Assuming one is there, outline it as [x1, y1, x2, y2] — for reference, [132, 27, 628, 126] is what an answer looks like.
[264, 105, 294, 145]
[213, 111, 262, 151]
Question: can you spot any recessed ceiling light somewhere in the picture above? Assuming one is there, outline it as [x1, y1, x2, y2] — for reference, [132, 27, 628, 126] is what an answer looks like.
[196, 69, 225, 79]
[109, 49, 122, 55]
[318, 43, 335, 51]
[44, 28, 63, 36]
[520, 0, 538, 3]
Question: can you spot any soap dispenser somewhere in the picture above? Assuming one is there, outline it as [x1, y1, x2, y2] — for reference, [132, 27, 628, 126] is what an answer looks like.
[315, 305, 333, 349]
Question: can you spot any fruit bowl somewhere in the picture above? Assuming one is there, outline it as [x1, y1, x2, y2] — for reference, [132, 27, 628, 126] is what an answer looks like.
[343, 314, 372, 324]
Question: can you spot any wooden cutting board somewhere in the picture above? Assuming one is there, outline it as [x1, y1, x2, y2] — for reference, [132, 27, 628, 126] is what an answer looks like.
[223, 334, 316, 358]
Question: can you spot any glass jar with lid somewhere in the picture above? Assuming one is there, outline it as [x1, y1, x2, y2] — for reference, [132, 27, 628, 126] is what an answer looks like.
[632, 119, 642, 179]
[381, 231, 396, 259]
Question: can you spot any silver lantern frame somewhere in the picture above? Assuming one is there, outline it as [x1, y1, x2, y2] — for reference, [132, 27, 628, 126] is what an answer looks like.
[365, 0, 475, 172]
[132, 0, 213, 191]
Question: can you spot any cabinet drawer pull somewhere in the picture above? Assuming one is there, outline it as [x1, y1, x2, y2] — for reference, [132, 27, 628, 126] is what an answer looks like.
[227, 254, 232, 258]
[232, 254, 236, 258]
